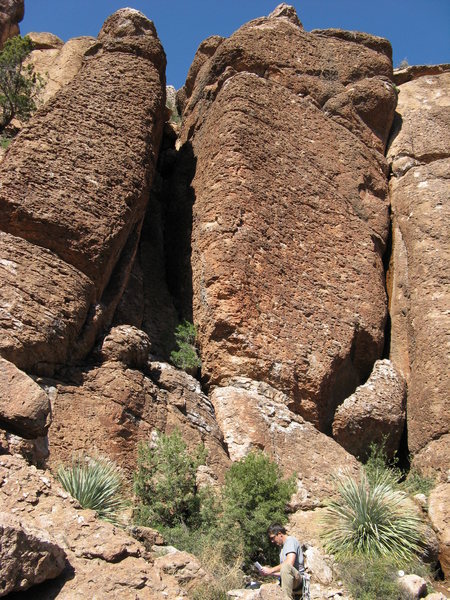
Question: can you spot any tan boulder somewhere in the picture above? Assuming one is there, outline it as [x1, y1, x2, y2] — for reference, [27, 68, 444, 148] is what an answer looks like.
[0, 232, 95, 374]
[154, 550, 212, 592]
[387, 78, 449, 457]
[177, 6, 396, 430]
[428, 483, 450, 578]
[0, 454, 190, 598]
[332, 359, 406, 459]
[26, 35, 96, 104]
[0, 511, 66, 596]
[398, 574, 428, 599]
[0, 0, 23, 48]
[0, 357, 51, 438]
[210, 378, 359, 508]
[46, 360, 229, 480]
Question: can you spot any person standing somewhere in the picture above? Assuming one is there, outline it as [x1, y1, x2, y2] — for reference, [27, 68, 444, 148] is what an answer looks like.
[261, 523, 305, 599]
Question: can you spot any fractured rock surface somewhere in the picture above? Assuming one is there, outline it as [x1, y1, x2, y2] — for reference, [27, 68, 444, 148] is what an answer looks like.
[387, 70, 450, 455]
[210, 378, 359, 508]
[0, 0, 23, 48]
[176, 7, 396, 429]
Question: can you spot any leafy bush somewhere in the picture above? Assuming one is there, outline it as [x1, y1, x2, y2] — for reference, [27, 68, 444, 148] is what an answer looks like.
[401, 468, 435, 497]
[337, 555, 402, 600]
[0, 35, 44, 132]
[222, 450, 296, 564]
[133, 429, 207, 528]
[170, 320, 201, 373]
[320, 470, 424, 562]
[57, 455, 126, 524]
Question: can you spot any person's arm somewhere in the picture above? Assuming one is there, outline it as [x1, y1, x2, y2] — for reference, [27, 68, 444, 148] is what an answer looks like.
[261, 552, 296, 576]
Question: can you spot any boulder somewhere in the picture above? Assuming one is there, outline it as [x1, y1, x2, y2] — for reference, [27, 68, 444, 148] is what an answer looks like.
[98, 325, 151, 369]
[0, 0, 23, 49]
[210, 378, 359, 508]
[332, 359, 406, 459]
[0, 9, 166, 373]
[428, 483, 450, 578]
[0, 429, 48, 467]
[45, 360, 229, 480]
[0, 357, 51, 438]
[412, 435, 450, 484]
[387, 71, 449, 457]
[304, 546, 333, 585]
[154, 550, 212, 592]
[0, 511, 66, 596]
[27, 31, 64, 49]
[176, 5, 396, 430]
[0, 453, 196, 598]
[398, 574, 428, 599]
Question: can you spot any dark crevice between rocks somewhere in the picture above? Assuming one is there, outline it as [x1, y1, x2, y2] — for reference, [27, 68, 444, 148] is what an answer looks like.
[381, 202, 393, 360]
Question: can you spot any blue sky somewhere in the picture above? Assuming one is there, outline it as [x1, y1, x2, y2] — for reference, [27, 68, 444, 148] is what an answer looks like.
[22, 1, 450, 89]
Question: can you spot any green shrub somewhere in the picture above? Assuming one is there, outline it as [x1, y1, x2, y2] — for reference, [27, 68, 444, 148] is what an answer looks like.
[401, 468, 435, 497]
[0, 35, 44, 132]
[170, 320, 201, 373]
[133, 429, 207, 528]
[57, 455, 126, 524]
[363, 440, 401, 488]
[0, 134, 12, 149]
[320, 470, 424, 562]
[222, 450, 296, 564]
[338, 555, 402, 600]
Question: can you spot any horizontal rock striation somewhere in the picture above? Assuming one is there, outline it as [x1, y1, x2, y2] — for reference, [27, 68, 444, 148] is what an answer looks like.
[176, 5, 396, 429]
[0, 9, 166, 373]
[387, 70, 450, 458]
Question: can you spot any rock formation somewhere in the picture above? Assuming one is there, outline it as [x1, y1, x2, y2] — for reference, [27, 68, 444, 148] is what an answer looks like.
[332, 359, 406, 459]
[175, 5, 397, 431]
[0, 0, 23, 48]
[0, 9, 166, 374]
[0, 2, 448, 596]
[387, 70, 450, 459]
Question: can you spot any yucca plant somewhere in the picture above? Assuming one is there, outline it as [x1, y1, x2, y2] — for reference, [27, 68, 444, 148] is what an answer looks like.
[57, 455, 126, 524]
[321, 470, 424, 562]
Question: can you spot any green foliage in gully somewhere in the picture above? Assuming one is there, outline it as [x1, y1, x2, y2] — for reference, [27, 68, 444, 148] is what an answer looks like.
[0, 35, 44, 134]
[170, 320, 201, 373]
[133, 430, 295, 567]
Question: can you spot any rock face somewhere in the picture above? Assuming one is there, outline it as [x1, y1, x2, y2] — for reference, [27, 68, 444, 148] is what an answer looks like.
[26, 33, 96, 104]
[0, 0, 23, 48]
[428, 483, 450, 579]
[46, 357, 229, 480]
[387, 70, 450, 457]
[332, 359, 406, 459]
[0, 9, 166, 374]
[0, 512, 66, 596]
[0, 453, 195, 598]
[210, 378, 359, 508]
[0, 357, 51, 438]
[176, 5, 396, 430]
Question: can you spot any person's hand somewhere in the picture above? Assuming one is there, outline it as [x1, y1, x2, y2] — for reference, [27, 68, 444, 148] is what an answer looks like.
[260, 566, 271, 576]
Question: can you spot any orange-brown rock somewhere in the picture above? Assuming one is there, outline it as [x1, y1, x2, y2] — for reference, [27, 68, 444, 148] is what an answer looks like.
[0, 232, 95, 374]
[0, 511, 66, 596]
[178, 6, 396, 430]
[428, 483, 450, 579]
[0, 357, 51, 438]
[0, 0, 23, 48]
[210, 378, 359, 508]
[387, 70, 450, 456]
[46, 359, 229, 480]
[0, 9, 166, 373]
[412, 435, 450, 484]
[332, 359, 406, 459]
[26, 34, 96, 104]
[0, 453, 192, 598]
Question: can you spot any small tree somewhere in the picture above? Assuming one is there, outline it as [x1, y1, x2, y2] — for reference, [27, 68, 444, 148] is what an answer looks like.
[222, 451, 296, 563]
[134, 429, 207, 528]
[0, 35, 43, 133]
[170, 320, 201, 373]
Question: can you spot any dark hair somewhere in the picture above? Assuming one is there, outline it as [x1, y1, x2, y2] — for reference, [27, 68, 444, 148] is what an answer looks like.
[268, 523, 286, 537]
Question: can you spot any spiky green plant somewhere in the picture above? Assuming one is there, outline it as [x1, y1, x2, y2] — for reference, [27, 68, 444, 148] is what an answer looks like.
[321, 470, 424, 562]
[57, 455, 126, 524]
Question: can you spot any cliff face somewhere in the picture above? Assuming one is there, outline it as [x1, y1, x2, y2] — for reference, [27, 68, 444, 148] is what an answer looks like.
[0, 4, 448, 597]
